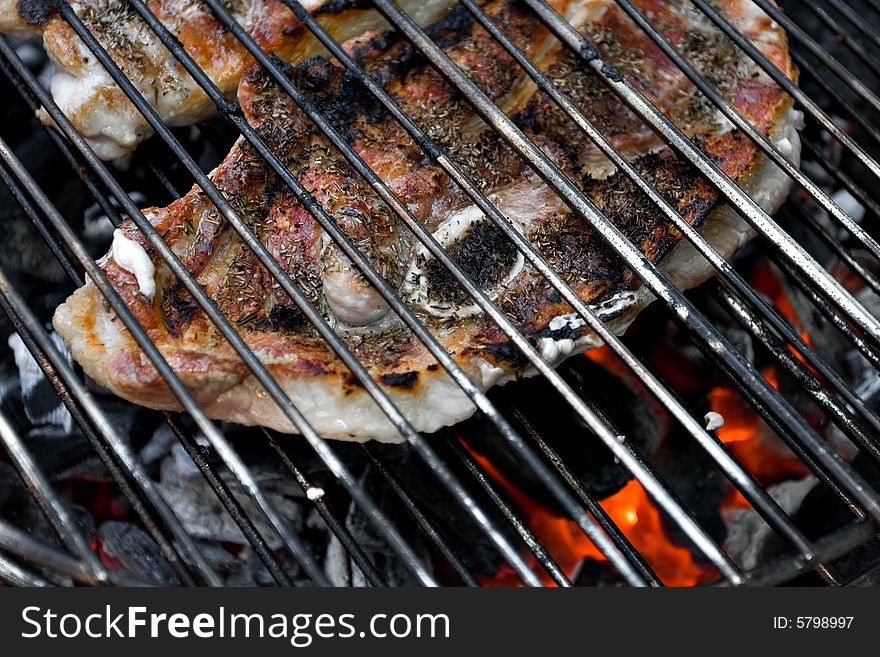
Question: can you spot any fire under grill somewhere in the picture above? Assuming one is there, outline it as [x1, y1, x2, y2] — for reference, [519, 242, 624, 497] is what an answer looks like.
[0, 0, 879, 587]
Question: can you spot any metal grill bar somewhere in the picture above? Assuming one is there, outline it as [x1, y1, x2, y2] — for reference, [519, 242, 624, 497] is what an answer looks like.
[269, 0, 717, 581]
[788, 206, 880, 297]
[263, 433, 387, 587]
[755, 0, 880, 114]
[732, 520, 878, 587]
[690, 0, 880, 184]
[610, 0, 880, 269]
[0, 34, 534, 589]
[0, 44, 377, 587]
[444, 439, 572, 587]
[824, 0, 880, 50]
[768, 246, 880, 372]
[0, 519, 151, 586]
[524, 0, 880, 352]
[801, 0, 880, 78]
[0, 548, 52, 586]
[360, 444, 480, 587]
[796, 58, 880, 153]
[460, 0, 880, 481]
[800, 137, 880, 228]
[261, 0, 873, 576]
[0, 133, 329, 586]
[712, 282, 880, 466]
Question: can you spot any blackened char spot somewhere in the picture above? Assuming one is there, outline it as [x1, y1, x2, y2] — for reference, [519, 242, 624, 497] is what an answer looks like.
[270, 304, 305, 332]
[380, 371, 418, 389]
[425, 220, 517, 305]
[162, 285, 198, 338]
[293, 56, 335, 91]
[351, 30, 395, 65]
[483, 341, 528, 367]
[17, 0, 53, 25]
[313, 0, 369, 14]
[425, 5, 475, 49]
[298, 61, 385, 139]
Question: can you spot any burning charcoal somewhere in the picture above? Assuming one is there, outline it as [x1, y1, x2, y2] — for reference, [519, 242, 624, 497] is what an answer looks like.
[97, 521, 180, 585]
[463, 356, 667, 507]
[573, 558, 628, 587]
[651, 426, 730, 554]
[362, 441, 523, 581]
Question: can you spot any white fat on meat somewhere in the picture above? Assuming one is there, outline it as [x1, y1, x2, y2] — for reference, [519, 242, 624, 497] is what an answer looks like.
[322, 251, 389, 326]
[111, 229, 156, 300]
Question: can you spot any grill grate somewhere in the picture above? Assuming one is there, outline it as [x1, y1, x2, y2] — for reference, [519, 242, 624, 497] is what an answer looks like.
[0, 0, 877, 587]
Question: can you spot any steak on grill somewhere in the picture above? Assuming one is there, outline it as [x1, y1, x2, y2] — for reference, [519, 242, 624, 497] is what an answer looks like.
[2, 0, 456, 159]
[53, 0, 801, 442]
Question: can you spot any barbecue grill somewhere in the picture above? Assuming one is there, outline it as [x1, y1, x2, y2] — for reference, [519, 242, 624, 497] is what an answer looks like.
[0, 0, 878, 587]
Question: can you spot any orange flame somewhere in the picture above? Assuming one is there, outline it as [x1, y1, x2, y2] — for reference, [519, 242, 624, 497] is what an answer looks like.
[468, 445, 715, 587]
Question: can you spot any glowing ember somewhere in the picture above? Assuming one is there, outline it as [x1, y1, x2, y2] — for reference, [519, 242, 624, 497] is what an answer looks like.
[467, 444, 715, 587]
[709, 261, 813, 507]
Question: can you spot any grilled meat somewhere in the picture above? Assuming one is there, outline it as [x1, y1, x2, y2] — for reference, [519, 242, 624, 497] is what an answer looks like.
[53, 0, 800, 442]
[5, 0, 456, 159]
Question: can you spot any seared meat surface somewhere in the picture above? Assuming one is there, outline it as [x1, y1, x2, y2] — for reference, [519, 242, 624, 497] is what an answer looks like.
[53, 0, 800, 441]
[4, 0, 456, 158]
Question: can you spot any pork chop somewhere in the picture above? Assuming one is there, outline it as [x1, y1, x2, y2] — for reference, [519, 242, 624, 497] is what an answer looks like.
[53, 0, 801, 441]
